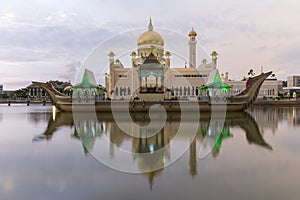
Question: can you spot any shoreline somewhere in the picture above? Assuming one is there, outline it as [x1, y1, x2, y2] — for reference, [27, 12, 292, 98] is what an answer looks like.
[253, 99, 300, 106]
[1, 99, 299, 107]
[0, 100, 52, 106]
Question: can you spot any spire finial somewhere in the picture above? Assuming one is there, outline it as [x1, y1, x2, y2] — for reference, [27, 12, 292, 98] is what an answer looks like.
[148, 17, 153, 31]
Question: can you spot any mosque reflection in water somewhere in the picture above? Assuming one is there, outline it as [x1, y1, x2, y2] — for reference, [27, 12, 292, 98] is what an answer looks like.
[33, 108, 275, 187]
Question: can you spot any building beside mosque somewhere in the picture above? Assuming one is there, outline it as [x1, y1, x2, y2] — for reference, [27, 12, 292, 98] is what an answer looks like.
[221, 73, 282, 99]
[105, 19, 221, 100]
[283, 75, 300, 96]
[287, 76, 300, 87]
[0, 84, 3, 95]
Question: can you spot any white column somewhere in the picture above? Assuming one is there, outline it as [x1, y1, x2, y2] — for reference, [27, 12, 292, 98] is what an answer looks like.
[188, 29, 197, 68]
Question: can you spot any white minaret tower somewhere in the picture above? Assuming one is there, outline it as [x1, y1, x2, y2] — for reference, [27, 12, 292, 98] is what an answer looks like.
[188, 27, 197, 68]
[211, 51, 218, 69]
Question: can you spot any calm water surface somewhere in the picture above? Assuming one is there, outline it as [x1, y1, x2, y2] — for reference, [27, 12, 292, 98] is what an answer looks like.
[0, 105, 300, 200]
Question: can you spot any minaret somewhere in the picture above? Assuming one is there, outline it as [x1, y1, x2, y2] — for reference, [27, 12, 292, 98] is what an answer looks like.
[108, 51, 115, 98]
[165, 51, 171, 67]
[188, 27, 197, 68]
[211, 51, 218, 69]
[108, 51, 115, 65]
[130, 51, 137, 66]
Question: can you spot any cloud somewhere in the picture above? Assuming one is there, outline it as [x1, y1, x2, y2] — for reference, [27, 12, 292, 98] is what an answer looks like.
[272, 43, 300, 76]
[58, 60, 81, 82]
[276, 43, 300, 64]
[1, 0, 300, 89]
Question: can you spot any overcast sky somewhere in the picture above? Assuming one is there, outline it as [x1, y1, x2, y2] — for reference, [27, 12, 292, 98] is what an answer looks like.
[1, 0, 300, 89]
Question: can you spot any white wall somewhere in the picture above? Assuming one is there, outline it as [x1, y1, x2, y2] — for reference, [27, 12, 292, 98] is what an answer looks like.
[226, 79, 279, 99]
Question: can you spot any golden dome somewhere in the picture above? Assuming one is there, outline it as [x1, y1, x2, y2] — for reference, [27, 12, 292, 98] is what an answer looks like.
[211, 51, 218, 56]
[188, 27, 197, 37]
[137, 18, 164, 46]
[165, 51, 171, 56]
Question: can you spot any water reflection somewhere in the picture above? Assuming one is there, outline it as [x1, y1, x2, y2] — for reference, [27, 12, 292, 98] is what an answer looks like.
[27, 112, 51, 124]
[34, 110, 272, 183]
[249, 106, 300, 133]
[3, 106, 300, 199]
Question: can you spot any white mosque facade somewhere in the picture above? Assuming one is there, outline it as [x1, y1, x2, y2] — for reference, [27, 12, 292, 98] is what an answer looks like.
[105, 19, 219, 100]
[105, 19, 279, 100]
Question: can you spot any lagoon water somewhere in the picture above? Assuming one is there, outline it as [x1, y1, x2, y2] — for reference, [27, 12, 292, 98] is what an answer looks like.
[0, 105, 300, 200]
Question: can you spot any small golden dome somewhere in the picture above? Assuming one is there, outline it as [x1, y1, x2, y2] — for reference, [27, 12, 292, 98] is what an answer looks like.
[137, 18, 164, 46]
[188, 27, 197, 37]
[211, 51, 218, 56]
[108, 51, 115, 57]
[211, 51, 218, 59]
[131, 51, 137, 56]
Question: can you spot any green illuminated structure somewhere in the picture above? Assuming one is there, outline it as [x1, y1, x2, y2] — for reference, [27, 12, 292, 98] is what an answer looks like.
[198, 123, 232, 157]
[198, 69, 231, 97]
[72, 69, 106, 101]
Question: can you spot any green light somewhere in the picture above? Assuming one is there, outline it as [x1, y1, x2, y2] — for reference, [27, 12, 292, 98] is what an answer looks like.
[215, 138, 221, 151]
[215, 128, 231, 152]
[83, 74, 89, 84]
[215, 73, 221, 83]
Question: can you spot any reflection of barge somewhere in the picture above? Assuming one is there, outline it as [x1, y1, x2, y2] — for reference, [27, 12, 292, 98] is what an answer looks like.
[34, 111, 272, 151]
[33, 110, 272, 183]
[33, 72, 271, 112]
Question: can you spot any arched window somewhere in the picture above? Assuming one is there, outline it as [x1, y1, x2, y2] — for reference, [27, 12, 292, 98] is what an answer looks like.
[84, 89, 89, 96]
[115, 87, 119, 96]
[128, 87, 131, 95]
[175, 87, 178, 96]
[77, 89, 82, 97]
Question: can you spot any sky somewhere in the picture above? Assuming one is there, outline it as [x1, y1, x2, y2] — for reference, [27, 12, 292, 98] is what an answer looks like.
[1, 0, 300, 90]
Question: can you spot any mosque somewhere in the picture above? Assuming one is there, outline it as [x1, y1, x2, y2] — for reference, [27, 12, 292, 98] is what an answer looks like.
[105, 19, 222, 100]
